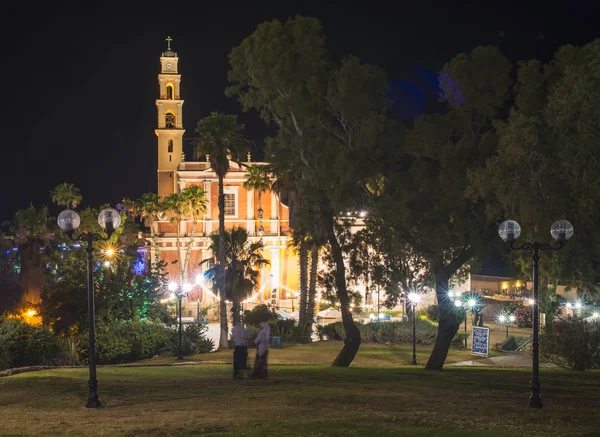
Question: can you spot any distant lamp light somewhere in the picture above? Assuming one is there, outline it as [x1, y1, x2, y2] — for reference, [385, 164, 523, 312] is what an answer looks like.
[498, 219, 521, 243]
[105, 248, 115, 258]
[57, 209, 81, 234]
[168, 282, 178, 292]
[359, 210, 367, 218]
[454, 300, 462, 307]
[467, 299, 476, 308]
[26, 309, 36, 317]
[448, 291, 455, 298]
[528, 299, 535, 305]
[407, 292, 421, 305]
[498, 315, 507, 323]
[566, 302, 572, 309]
[575, 302, 582, 310]
[550, 220, 574, 243]
[593, 312, 599, 319]
[182, 283, 192, 294]
[103, 261, 110, 267]
[509, 315, 516, 323]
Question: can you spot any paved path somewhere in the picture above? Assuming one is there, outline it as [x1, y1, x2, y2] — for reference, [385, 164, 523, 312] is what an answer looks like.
[449, 352, 555, 368]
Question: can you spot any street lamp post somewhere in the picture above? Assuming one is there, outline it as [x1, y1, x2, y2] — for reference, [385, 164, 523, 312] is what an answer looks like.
[407, 292, 421, 365]
[57, 207, 122, 409]
[168, 281, 192, 360]
[499, 219, 574, 409]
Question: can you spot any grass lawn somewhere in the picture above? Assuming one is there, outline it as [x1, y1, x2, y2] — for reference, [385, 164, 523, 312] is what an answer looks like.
[1, 365, 599, 436]
[133, 341, 501, 366]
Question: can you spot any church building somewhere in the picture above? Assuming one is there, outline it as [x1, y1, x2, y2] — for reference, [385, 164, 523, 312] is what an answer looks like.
[150, 38, 299, 319]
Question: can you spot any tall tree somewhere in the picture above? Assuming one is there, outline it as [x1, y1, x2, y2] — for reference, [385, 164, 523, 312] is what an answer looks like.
[375, 46, 513, 370]
[6, 206, 53, 309]
[50, 183, 82, 209]
[180, 186, 208, 276]
[193, 112, 248, 349]
[162, 192, 187, 282]
[471, 40, 600, 292]
[132, 192, 163, 262]
[228, 17, 389, 364]
[243, 165, 271, 236]
[202, 228, 269, 325]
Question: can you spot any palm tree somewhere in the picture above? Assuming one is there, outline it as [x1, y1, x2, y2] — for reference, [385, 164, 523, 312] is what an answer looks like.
[243, 165, 271, 236]
[133, 192, 163, 262]
[194, 112, 248, 349]
[202, 228, 269, 325]
[180, 186, 208, 275]
[50, 183, 82, 209]
[162, 192, 187, 282]
[7, 205, 53, 309]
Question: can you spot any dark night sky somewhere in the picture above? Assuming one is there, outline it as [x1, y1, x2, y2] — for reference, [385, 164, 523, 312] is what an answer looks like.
[1, 1, 598, 223]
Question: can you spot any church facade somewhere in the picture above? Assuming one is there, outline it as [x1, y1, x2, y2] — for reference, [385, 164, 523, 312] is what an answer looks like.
[150, 40, 299, 319]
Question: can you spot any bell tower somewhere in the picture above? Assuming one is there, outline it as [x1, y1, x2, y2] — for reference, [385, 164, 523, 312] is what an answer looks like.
[156, 36, 185, 198]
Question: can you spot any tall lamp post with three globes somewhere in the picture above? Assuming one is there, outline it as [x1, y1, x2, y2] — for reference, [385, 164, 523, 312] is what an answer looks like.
[498, 219, 574, 409]
[57, 207, 122, 409]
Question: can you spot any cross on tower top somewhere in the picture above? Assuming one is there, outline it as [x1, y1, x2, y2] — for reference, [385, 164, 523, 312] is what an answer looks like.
[166, 36, 172, 51]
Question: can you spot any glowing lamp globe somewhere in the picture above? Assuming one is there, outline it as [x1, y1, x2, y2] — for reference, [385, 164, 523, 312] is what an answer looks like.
[468, 299, 476, 308]
[593, 313, 599, 319]
[454, 300, 462, 307]
[182, 283, 192, 294]
[575, 302, 582, 310]
[498, 315, 506, 323]
[98, 208, 122, 233]
[168, 282, 178, 292]
[566, 303, 572, 309]
[509, 315, 516, 322]
[498, 220, 521, 243]
[551, 220, 574, 243]
[57, 209, 81, 233]
[407, 292, 421, 304]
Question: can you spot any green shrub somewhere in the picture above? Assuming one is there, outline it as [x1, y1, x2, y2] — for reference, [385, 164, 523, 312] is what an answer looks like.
[451, 332, 470, 349]
[91, 320, 213, 364]
[0, 317, 69, 370]
[243, 305, 279, 326]
[316, 320, 438, 345]
[425, 305, 440, 322]
[541, 316, 600, 371]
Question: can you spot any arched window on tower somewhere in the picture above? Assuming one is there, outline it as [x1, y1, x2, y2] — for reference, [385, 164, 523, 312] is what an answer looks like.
[168, 139, 173, 153]
[165, 111, 176, 128]
[166, 84, 174, 100]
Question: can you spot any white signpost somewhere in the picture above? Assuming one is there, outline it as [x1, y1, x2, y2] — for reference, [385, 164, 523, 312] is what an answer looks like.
[471, 326, 489, 357]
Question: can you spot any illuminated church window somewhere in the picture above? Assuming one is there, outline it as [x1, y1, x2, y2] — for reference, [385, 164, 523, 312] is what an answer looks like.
[168, 139, 173, 153]
[166, 84, 174, 100]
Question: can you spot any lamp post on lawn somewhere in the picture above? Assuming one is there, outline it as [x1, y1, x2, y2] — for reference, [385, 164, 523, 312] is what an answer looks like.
[57, 207, 122, 409]
[499, 219, 574, 409]
[168, 281, 192, 360]
[407, 292, 421, 365]
[498, 314, 513, 338]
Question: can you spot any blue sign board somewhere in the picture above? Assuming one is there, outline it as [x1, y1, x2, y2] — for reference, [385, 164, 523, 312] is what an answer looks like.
[471, 326, 489, 357]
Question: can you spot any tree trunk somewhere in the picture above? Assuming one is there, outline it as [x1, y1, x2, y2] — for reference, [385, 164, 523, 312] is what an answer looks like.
[19, 242, 43, 308]
[306, 245, 319, 342]
[425, 271, 461, 370]
[231, 297, 241, 325]
[298, 240, 309, 332]
[324, 216, 361, 367]
[175, 219, 183, 282]
[218, 174, 229, 349]
[183, 217, 197, 278]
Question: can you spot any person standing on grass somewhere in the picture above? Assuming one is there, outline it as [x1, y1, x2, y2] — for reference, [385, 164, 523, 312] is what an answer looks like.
[232, 322, 248, 379]
[251, 322, 270, 379]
